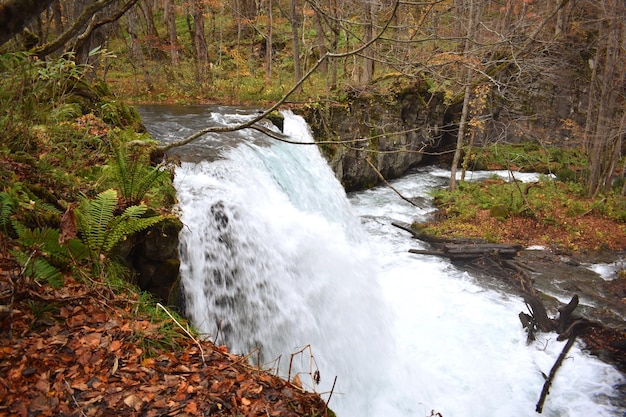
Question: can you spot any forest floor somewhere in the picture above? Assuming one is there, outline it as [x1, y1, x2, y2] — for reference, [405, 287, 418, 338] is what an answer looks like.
[0, 246, 331, 417]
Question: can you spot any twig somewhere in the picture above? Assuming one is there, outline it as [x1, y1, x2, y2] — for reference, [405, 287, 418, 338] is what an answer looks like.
[156, 303, 206, 364]
[64, 378, 88, 417]
[325, 376, 338, 411]
[364, 159, 420, 207]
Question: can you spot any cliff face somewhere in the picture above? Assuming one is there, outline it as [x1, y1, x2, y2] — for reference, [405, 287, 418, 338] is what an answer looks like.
[301, 85, 450, 192]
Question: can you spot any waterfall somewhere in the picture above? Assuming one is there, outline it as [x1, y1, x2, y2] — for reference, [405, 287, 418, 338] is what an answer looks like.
[174, 111, 394, 415]
[151, 107, 626, 417]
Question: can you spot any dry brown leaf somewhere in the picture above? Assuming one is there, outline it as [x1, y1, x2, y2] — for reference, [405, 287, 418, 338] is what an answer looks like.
[82, 332, 102, 347]
[58, 205, 77, 245]
[123, 394, 143, 410]
[291, 374, 302, 390]
[184, 401, 199, 413]
[111, 357, 119, 375]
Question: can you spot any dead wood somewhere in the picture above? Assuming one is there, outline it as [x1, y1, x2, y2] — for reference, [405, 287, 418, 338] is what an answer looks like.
[536, 332, 578, 413]
[409, 243, 521, 260]
[556, 294, 579, 334]
[392, 221, 485, 246]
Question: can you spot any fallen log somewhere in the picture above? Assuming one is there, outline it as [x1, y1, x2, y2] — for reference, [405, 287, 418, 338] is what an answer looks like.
[392, 222, 484, 246]
[409, 243, 522, 260]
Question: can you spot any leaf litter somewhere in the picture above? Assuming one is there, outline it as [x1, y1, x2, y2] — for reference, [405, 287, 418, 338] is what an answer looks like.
[0, 253, 331, 417]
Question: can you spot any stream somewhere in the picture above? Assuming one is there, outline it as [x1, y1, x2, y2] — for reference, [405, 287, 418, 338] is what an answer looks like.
[138, 105, 625, 417]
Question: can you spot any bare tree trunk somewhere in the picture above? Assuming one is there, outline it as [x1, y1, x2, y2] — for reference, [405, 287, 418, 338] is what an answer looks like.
[450, 0, 476, 191]
[584, 0, 625, 197]
[290, 0, 302, 83]
[127, 7, 154, 91]
[192, 0, 209, 83]
[329, 0, 340, 89]
[51, 0, 63, 36]
[353, 0, 375, 85]
[265, 0, 273, 82]
[164, 0, 179, 66]
[314, 6, 328, 75]
[139, 0, 158, 39]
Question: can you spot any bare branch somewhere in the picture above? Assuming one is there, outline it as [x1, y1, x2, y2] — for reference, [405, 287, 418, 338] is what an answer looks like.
[73, 0, 139, 52]
[33, 0, 118, 57]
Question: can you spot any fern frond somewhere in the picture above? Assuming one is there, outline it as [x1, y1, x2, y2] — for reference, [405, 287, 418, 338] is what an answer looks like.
[0, 191, 16, 232]
[11, 249, 63, 288]
[108, 140, 168, 205]
[76, 189, 118, 258]
[18, 188, 62, 216]
[32, 258, 63, 288]
[103, 208, 165, 254]
[10, 219, 27, 239]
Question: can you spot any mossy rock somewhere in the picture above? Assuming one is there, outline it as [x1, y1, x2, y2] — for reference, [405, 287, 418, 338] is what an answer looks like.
[489, 204, 510, 220]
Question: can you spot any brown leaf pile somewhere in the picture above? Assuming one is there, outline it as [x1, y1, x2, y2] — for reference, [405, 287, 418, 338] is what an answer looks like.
[0, 258, 330, 417]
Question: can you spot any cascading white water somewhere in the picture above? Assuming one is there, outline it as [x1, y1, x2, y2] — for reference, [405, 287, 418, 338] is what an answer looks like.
[174, 111, 394, 416]
[140, 107, 626, 417]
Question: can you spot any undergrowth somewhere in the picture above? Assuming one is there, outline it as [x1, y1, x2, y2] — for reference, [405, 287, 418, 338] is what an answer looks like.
[0, 52, 177, 300]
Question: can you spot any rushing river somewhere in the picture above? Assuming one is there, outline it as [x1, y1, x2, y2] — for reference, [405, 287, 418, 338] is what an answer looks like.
[138, 106, 625, 417]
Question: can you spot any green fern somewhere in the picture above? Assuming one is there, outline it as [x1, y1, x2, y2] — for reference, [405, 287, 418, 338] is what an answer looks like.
[76, 189, 118, 259]
[11, 249, 63, 288]
[76, 188, 166, 261]
[107, 138, 169, 206]
[104, 205, 164, 254]
[13, 223, 88, 264]
[0, 190, 16, 233]
[1, 182, 61, 230]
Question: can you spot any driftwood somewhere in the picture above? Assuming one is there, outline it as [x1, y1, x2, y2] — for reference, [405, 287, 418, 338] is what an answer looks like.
[393, 221, 521, 260]
[521, 294, 599, 414]
[535, 332, 578, 413]
[391, 222, 484, 246]
[409, 243, 522, 260]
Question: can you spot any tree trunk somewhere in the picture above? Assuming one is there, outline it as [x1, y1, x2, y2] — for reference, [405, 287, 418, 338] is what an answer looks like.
[584, 0, 626, 197]
[126, 7, 154, 91]
[450, 0, 476, 191]
[290, 0, 302, 83]
[314, 6, 328, 75]
[192, 0, 209, 83]
[264, 0, 273, 82]
[355, 1, 375, 85]
[164, 0, 179, 66]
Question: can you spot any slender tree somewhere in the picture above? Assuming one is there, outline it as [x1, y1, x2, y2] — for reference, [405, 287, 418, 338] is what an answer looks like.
[191, 0, 210, 82]
[290, 0, 303, 83]
[583, 0, 626, 196]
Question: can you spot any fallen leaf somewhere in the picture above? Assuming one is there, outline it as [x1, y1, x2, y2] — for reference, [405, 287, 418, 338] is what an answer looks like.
[82, 332, 102, 347]
[111, 357, 119, 375]
[109, 340, 123, 352]
[123, 394, 143, 411]
[185, 401, 198, 413]
[292, 374, 302, 390]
